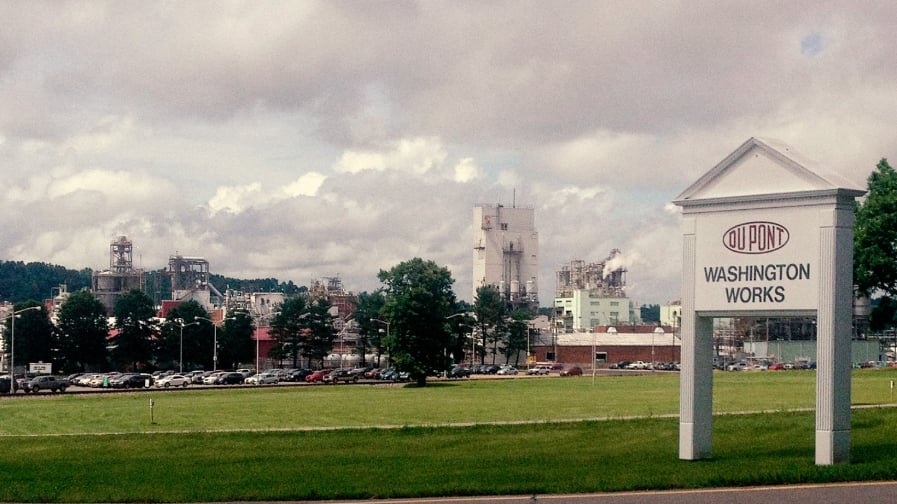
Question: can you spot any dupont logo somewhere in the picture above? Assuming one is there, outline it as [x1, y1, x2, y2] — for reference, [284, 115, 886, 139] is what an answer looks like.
[723, 221, 789, 254]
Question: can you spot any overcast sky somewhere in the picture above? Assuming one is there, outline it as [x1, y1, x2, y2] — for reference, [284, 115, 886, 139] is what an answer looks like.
[1, 1, 894, 306]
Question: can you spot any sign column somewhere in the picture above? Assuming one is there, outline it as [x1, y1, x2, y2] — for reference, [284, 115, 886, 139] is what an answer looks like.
[815, 204, 854, 464]
[679, 216, 714, 460]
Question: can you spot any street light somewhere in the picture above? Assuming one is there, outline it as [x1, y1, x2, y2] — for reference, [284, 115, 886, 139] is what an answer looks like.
[445, 312, 475, 366]
[173, 318, 200, 374]
[5, 306, 41, 394]
[196, 316, 237, 371]
[653, 326, 664, 372]
[370, 318, 390, 367]
[336, 316, 355, 369]
[251, 312, 269, 374]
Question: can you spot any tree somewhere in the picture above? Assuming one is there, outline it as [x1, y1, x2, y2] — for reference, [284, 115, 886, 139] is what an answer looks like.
[444, 300, 473, 365]
[855, 158, 897, 297]
[640, 304, 660, 323]
[111, 289, 157, 371]
[2, 301, 53, 372]
[868, 297, 897, 332]
[472, 285, 507, 365]
[353, 290, 386, 367]
[55, 290, 109, 373]
[504, 308, 534, 365]
[216, 310, 255, 371]
[160, 301, 213, 371]
[301, 299, 336, 368]
[378, 258, 456, 386]
[269, 296, 309, 368]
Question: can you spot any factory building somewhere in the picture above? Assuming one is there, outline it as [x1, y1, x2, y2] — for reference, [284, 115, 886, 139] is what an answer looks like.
[165, 255, 225, 311]
[553, 250, 636, 331]
[472, 204, 539, 310]
[91, 236, 145, 315]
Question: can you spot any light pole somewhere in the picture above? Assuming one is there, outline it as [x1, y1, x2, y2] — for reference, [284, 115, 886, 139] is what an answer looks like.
[5, 306, 41, 394]
[252, 313, 266, 374]
[592, 328, 597, 383]
[445, 312, 476, 366]
[337, 316, 354, 369]
[174, 319, 200, 374]
[196, 316, 236, 371]
[653, 326, 664, 372]
[370, 318, 390, 367]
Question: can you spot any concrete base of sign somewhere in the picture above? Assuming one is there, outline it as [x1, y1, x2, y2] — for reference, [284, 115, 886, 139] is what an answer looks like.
[679, 423, 712, 460]
[816, 430, 850, 465]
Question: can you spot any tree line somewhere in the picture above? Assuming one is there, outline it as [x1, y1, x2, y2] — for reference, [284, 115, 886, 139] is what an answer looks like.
[4, 258, 539, 386]
[0, 261, 303, 305]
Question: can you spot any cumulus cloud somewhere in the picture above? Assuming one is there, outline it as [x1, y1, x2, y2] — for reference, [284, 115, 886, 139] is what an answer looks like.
[332, 137, 447, 175]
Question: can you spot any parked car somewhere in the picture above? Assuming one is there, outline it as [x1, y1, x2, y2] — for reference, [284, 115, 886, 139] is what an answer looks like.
[110, 373, 154, 388]
[203, 371, 226, 384]
[305, 369, 329, 383]
[379, 368, 398, 381]
[286, 368, 313, 382]
[448, 365, 471, 378]
[156, 374, 190, 388]
[348, 367, 371, 378]
[192, 371, 214, 384]
[627, 361, 649, 370]
[768, 362, 785, 371]
[378, 368, 409, 381]
[24, 375, 69, 393]
[527, 365, 551, 375]
[324, 369, 358, 384]
[363, 368, 382, 379]
[560, 366, 583, 376]
[497, 365, 518, 375]
[216, 372, 245, 385]
[247, 370, 279, 385]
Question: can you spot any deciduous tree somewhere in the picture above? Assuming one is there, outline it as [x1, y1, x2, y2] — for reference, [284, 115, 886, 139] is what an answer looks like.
[111, 289, 157, 371]
[56, 290, 109, 372]
[855, 158, 897, 297]
[378, 258, 456, 386]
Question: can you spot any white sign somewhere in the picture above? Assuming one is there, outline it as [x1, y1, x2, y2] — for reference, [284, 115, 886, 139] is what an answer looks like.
[694, 207, 819, 311]
[29, 362, 52, 374]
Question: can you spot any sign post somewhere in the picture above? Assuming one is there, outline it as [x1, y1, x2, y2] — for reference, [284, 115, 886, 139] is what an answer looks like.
[674, 137, 864, 465]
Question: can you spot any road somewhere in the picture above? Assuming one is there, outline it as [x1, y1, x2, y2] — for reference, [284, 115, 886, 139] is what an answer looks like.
[275, 482, 897, 504]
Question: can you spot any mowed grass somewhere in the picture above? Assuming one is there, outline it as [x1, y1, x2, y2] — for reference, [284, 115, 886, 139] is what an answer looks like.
[2, 369, 897, 502]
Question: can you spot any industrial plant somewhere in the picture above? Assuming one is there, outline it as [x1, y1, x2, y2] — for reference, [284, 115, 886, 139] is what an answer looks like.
[472, 203, 539, 311]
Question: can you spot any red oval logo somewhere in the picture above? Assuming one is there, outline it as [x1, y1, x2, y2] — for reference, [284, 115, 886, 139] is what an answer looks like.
[723, 221, 789, 254]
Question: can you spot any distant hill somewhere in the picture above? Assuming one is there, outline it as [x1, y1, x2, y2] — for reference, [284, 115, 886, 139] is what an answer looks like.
[0, 260, 304, 304]
[0, 261, 92, 303]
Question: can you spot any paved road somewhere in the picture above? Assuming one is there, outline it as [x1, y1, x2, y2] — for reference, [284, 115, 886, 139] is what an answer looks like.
[269, 482, 897, 504]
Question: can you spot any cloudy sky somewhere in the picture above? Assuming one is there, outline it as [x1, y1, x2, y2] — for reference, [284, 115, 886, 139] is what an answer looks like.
[1, 1, 894, 306]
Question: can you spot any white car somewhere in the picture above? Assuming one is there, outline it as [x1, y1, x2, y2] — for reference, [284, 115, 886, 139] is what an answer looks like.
[156, 374, 190, 388]
[497, 365, 518, 375]
[247, 371, 279, 385]
[527, 365, 551, 375]
[203, 372, 226, 384]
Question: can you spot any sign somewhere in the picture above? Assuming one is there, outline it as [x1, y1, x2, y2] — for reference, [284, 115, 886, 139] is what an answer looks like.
[694, 208, 818, 311]
[30, 362, 52, 374]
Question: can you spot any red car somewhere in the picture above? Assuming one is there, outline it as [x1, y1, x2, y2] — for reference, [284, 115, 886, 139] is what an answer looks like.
[305, 369, 329, 383]
[768, 362, 785, 371]
[560, 366, 583, 376]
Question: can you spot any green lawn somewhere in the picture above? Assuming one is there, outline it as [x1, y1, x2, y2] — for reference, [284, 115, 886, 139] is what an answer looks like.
[1, 370, 896, 502]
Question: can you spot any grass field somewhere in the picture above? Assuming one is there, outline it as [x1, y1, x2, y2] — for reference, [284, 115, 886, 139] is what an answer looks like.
[2, 370, 897, 502]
